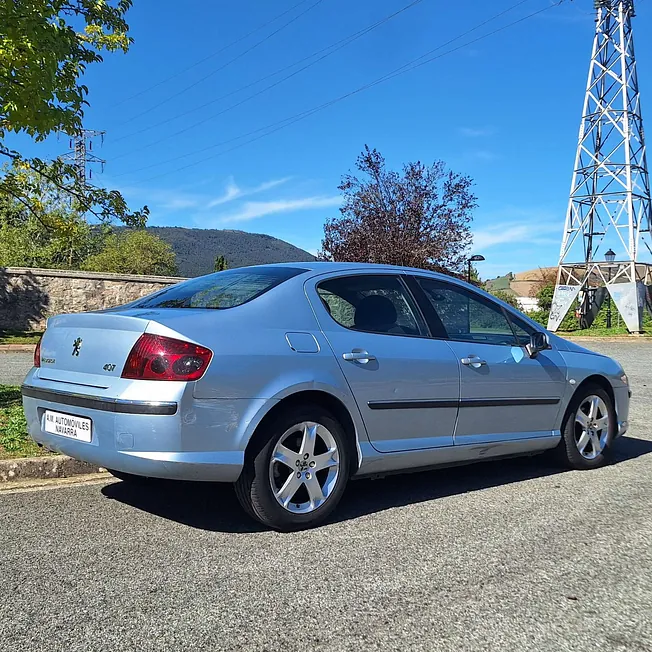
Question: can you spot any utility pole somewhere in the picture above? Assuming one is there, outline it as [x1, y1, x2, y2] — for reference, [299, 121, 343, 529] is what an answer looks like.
[60, 129, 106, 184]
[548, 0, 652, 333]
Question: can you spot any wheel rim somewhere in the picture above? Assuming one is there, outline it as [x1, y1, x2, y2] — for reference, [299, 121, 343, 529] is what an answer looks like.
[269, 421, 340, 514]
[574, 395, 610, 460]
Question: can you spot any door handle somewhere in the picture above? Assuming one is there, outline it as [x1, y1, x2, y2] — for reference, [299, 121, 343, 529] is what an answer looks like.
[461, 355, 487, 369]
[343, 350, 376, 364]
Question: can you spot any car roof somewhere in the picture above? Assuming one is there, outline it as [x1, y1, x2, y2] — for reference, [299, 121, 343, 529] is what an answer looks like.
[245, 260, 452, 280]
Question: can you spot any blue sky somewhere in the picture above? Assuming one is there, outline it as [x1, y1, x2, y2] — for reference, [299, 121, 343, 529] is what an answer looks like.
[12, 0, 652, 279]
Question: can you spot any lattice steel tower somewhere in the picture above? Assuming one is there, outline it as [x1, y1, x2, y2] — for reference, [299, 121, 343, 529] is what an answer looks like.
[548, 0, 652, 333]
[60, 129, 106, 183]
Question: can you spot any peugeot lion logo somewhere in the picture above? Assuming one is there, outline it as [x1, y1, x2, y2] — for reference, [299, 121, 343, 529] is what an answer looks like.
[72, 337, 83, 357]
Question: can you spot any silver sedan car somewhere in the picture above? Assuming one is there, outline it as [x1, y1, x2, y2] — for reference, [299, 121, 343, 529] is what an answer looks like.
[22, 263, 630, 531]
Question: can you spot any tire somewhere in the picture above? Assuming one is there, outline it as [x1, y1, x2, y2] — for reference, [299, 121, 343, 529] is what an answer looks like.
[235, 405, 351, 531]
[556, 384, 616, 470]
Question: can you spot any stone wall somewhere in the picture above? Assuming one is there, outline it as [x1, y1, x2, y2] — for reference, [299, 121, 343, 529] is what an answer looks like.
[0, 267, 185, 331]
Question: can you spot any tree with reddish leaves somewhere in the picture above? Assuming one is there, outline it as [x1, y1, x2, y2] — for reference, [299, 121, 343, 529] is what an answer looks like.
[320, 146, 476, 274]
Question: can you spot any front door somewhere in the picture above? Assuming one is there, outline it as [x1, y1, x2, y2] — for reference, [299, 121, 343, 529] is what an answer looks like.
[413, 276, 567, 445]
[307, 273, 460, 453]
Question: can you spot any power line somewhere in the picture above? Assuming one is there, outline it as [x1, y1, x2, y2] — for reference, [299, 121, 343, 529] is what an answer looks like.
[119, 0, 562, 184]
[113, 0, 314, 108]
[114, 0, 325, 127]
[114, 0, 535, 178]
[111, 0, 426, 148]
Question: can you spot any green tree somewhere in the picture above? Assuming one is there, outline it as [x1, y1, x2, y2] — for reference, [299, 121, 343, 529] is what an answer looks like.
[468, 264, 481, 285]
[488, 289, 519, 309]
[0, 168, 100, 269]
[0, 0, 147, 226]
[320, 146, 476, 273]
[536, 283, 555, 312]
[214, 255, 228, 272]
[83, 230, 178, 276]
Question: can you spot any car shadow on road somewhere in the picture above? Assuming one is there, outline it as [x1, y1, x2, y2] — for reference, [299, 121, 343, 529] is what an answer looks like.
[101, 435, 652, 534]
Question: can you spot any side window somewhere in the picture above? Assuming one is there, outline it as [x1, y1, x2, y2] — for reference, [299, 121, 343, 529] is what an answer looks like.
[416, 277, 527, 346]
[317, 275, 428, 337]
[506, 315, 535, 346]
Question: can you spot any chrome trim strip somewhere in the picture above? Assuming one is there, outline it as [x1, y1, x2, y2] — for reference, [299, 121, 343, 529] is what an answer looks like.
[21, 385, 178, 416]
[368, 397, 560, 410]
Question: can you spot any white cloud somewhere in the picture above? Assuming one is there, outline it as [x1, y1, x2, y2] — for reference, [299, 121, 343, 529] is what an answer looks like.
[459, 127, 494, 138]
[473, 220, 562, 250]
[208, 177, 242, 207]
[207, 176, 292, 208]
[470, 149, 499, 161]
[218, 196, 341, 224]
[253, 177, 292, 193]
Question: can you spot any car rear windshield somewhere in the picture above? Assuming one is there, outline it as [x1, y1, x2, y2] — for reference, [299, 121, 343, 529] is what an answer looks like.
[130, 266, 307, 310]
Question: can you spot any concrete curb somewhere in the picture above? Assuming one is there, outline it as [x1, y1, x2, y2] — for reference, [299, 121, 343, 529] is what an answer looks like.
[560, 336, 652, 343]
[0, 455, 106, 483]
[0, 344, 36, 352]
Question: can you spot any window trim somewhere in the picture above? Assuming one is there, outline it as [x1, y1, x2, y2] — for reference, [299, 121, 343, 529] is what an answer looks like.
[315, 273, 433, 340]
[409, 275, 537, 348]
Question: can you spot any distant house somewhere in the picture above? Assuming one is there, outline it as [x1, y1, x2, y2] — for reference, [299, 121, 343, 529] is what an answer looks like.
[485, 267, 557, 313]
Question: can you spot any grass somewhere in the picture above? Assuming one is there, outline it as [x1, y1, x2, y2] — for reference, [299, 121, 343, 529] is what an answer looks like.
[558, 326, 651, 338]
[0, 330, 43, 345]
[0, 385, 49, 460]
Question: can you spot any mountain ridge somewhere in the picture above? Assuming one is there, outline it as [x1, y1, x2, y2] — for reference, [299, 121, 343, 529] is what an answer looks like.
[148, 227, 316, 277]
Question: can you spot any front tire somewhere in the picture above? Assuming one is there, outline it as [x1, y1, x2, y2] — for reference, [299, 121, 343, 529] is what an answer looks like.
[235, 405, 351, 531]
[556, 384, 615, 470]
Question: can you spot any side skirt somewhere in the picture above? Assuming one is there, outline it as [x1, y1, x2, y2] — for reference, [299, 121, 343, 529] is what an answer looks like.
[353, 434, 560, 479]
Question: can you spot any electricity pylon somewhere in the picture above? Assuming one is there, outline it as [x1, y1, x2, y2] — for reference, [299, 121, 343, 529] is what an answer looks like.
[548, 0, 652, 333]
[60, 129, 106, 184]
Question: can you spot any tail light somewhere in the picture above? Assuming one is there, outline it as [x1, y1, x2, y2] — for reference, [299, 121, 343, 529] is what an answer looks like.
[34, 334, 44, 368]
[121, 334, 212, 381]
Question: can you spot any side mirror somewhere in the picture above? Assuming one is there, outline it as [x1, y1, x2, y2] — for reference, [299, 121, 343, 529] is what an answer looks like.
[526, 332, 550, 358]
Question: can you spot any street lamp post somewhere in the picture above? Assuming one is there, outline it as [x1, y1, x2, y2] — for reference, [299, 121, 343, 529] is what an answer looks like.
[605, 249, 616, 329]
[467, 254, 485, 283]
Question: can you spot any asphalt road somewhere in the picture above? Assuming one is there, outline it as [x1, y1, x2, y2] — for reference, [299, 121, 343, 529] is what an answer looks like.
[1, 341, 652, 652]
[0, 352, 33, 386]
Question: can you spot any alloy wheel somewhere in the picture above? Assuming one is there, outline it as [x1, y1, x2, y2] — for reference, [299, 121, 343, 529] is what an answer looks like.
[269, 421, 340, 514]
[574, 394, 610, 460]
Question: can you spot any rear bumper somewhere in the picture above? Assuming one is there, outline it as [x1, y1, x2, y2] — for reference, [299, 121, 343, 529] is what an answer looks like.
[21, 381, 268, 483]
[30, 435, 245, 482]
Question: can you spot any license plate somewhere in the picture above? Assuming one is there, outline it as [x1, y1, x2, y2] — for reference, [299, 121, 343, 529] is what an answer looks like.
[43, 410, 92, 442]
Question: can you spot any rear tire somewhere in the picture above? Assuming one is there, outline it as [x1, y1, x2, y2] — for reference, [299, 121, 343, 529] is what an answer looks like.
[235, 405, 351, 531]
[556, 384, 615, 470]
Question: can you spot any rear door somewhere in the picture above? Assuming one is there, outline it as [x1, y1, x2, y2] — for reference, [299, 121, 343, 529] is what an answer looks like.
[412, 276, 567, 445]
[307, 272, 460, 453]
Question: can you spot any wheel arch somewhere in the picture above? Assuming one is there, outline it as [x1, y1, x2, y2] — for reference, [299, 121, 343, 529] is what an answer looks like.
[244, 389, 362, 471]
[561, 374, 616, 429]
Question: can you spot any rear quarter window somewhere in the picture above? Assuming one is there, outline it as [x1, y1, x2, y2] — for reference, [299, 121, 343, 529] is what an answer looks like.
[131, 266, 307, 309]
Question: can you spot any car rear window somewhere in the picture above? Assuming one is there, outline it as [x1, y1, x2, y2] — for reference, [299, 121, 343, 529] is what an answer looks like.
[130, 266, 307, 309]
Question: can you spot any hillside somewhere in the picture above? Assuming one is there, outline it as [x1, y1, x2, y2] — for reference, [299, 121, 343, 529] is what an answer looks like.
[148, 227, 316, 277]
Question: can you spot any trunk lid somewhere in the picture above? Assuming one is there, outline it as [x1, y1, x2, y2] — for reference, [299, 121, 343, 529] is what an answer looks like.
[37, 312, 151, 387]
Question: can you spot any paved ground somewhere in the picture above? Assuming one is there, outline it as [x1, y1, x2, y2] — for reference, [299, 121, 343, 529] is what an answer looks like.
[0, 352, 33, 386]
[1, 341, 652, 652]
